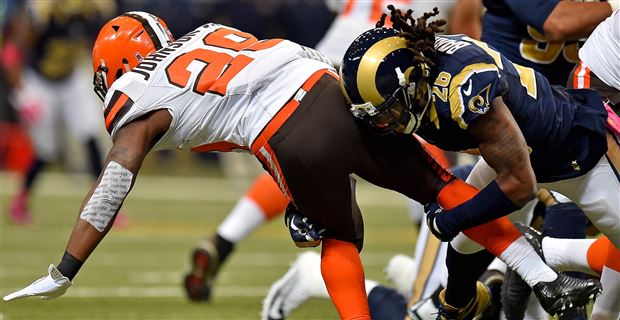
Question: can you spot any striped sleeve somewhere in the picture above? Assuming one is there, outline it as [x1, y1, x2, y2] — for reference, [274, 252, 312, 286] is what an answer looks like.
[103, 90, 134, 134]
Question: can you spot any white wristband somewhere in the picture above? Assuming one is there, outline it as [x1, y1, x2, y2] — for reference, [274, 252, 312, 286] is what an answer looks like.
[608, 0, 620, 13]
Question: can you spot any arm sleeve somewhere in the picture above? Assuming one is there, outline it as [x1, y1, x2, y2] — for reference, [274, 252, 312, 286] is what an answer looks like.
[504, 0, 560, 33]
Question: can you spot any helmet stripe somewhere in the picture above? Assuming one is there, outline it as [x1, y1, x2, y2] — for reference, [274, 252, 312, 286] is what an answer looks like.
[357, 36, 409, 106]
[129, 11, 171, 46]
[144, 12, 172, 46]
[122, 12, 166, 50]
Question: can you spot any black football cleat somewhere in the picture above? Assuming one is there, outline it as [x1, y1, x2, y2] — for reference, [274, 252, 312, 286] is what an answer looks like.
[183, 241, 220, 301]
[513, 223, 545, 259]
[532, 273, 602, 316]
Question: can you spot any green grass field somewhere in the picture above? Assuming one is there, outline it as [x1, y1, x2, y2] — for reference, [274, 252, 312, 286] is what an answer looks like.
[0, 170, 417, 320]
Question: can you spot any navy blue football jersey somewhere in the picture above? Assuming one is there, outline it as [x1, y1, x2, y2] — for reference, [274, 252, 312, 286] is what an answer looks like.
[417, 35, 607, 182]
[481, 0, 581, 85]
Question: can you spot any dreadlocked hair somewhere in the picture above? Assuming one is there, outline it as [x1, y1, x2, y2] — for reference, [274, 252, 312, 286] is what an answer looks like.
[376, 5, 446, 68]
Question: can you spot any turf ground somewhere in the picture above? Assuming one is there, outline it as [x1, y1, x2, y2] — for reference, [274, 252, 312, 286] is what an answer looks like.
[0, 170, 416, 320]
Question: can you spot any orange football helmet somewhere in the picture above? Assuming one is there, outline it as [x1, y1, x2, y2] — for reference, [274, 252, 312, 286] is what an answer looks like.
[92, 12, 174, 101]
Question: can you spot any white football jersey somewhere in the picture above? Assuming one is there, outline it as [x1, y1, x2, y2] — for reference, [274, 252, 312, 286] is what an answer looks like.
[103, 23, 334, 153]
[579, 10, 620, 91]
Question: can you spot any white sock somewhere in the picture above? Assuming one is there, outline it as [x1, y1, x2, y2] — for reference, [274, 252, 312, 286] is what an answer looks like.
[487, 257, 507, 274]
[498, 237, 557, 287]
[217, 197, 265, 243]
[542, 237, 598, 275]
[591, 266, 620, 320]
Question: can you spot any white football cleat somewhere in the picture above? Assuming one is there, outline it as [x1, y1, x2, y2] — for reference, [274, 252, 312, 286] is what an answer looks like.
[384, 254, 416, 297]
[261, 251, 328, 320]
[408, 296, 440, 320]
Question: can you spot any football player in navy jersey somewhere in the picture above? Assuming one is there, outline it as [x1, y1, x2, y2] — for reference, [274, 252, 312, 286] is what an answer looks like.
[340, 6, 620, 319]
[481, 0, 616, 86]
[480, 1, 618, 318]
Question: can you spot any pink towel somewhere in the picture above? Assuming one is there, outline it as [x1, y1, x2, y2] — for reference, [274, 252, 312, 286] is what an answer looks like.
[604, 101, 620, 138]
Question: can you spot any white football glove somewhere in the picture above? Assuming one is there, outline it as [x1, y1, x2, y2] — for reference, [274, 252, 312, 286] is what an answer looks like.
[3, 264, 72, 301]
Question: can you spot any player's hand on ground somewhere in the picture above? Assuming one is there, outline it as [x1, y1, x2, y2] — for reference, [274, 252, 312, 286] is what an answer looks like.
[284, 203, 326, 248]
[3, 264, 72, 301]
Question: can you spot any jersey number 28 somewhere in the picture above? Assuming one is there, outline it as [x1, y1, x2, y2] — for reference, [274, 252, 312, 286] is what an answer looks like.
[165, 27, 282, 96]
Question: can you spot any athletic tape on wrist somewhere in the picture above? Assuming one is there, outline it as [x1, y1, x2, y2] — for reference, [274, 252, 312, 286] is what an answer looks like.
[80, 161, 133, 232]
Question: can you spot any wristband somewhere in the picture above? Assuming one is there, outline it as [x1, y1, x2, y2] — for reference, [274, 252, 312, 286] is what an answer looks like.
[435, 180, 520, 238]
[57, 251, 84, 281]
[609, 0, 620, 12]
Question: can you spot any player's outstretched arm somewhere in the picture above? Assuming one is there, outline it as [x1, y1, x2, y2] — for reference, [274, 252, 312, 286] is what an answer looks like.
[3, 109, 172, 301]
[427, 97, 536, 241]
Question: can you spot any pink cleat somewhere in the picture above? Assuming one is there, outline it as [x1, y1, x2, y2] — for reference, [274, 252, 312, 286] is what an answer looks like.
[9, 192, 33, 225]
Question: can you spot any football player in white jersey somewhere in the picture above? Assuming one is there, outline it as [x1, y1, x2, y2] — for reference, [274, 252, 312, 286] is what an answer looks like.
[183, 0, 483, 304]
[184, 0, 458, 302]
[2, 11, 601, 320]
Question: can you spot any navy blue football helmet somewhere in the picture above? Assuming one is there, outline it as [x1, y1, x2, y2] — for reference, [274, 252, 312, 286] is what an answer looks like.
[340, 28, 432, 135]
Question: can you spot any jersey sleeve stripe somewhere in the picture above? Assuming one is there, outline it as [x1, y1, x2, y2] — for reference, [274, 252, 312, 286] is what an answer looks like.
[105, 92, 134, 133]
[104, 90, 123, 119]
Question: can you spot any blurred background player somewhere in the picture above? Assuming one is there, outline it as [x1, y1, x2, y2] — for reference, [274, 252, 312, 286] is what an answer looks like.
[183, 0, 483, 302]
[7, 1, 115, 225]
[0, 2, 34, 178]
[481, 0, 616, 86]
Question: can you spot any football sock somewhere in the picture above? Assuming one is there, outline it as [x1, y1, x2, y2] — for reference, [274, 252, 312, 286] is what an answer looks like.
[444, 244, 495, 308]
[321, 238, 370, 320]
[487, 257, 507, 273]
[216, 174, 285, 240]
[498, 236, 557, 286]
[217, 197, 266, 243]
[543, 237, 599, 275]
[437, 179, 556, 286]
[591, 239, 620, 320]
[602, 237, 620, 272]
[592, 266, 620, 319]
[23, 157, 46, 192]
[212, 234, 234, 265]
[436, 179, 520, 255]
[245, 173, 289, 220]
